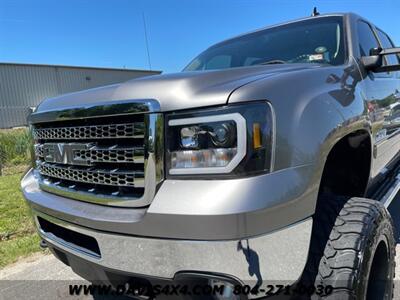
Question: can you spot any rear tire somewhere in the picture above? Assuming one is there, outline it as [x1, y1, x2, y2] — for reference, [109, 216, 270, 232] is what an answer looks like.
[302, 196, 396, 299]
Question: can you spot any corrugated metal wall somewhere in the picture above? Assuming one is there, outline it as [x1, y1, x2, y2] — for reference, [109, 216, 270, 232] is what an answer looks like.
[0, 63, 161, 128]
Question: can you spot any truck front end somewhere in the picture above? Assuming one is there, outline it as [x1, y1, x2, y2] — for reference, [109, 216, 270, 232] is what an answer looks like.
[21, 14, 349, 299]
[22, 94, 313, 298]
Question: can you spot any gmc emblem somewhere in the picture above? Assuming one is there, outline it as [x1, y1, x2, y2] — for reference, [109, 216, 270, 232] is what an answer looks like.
[42, 143, 93, 166]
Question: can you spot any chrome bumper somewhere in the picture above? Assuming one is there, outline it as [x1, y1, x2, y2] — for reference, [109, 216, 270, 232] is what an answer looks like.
[24, 160, 317, 291]
[22, 163, 317, 240]
[33, 209, 312, 290]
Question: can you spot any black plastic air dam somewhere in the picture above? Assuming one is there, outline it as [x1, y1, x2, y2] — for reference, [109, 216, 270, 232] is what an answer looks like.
[38, 216, 101, 257]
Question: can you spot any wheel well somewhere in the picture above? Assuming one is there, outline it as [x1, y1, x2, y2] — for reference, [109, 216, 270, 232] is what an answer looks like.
[318, 130, 371, 198]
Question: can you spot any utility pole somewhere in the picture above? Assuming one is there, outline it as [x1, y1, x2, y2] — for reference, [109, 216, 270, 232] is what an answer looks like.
[142, 12, 152, 70]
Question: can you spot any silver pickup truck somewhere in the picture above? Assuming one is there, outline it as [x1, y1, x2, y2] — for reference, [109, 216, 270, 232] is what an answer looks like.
[22, 12, 400, 299]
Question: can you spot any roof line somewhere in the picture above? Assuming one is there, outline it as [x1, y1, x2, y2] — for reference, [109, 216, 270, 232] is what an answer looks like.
[212, 13, 349, 48]
[0, 61, 162, 73]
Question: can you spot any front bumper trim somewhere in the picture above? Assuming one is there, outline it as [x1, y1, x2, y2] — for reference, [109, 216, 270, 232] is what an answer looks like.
[33, 210, 312, 289]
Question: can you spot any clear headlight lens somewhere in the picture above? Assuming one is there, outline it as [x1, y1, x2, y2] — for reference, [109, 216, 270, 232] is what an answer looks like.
[171, 148, 237, 169]
[168, 113, 246, 174]
[166, 102, 274, 177]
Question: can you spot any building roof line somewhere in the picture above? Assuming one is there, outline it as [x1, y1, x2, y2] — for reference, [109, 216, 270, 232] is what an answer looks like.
[0, 62, 162, 73]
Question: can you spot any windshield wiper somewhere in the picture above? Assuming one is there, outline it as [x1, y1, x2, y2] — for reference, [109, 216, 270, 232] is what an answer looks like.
[258, 59, 286, 65]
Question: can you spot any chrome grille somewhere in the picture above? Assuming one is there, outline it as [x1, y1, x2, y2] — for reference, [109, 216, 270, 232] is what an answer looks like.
[35, 144, 145, 165]
[32, 114, 149, 206]
[38, 163, 144, 188]
[32, 123, 145, 140]
[76, 147, 145, 164]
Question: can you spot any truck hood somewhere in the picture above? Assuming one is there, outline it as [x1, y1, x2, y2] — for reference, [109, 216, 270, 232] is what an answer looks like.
[36, 64, 321, 113]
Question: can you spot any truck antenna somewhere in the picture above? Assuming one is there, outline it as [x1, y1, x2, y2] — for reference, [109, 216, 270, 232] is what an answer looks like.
[312, 7, 320, 17]
[142, 12, 152, 70]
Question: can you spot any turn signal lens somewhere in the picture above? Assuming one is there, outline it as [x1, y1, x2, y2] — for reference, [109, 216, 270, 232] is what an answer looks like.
[253, 123, 262, 149]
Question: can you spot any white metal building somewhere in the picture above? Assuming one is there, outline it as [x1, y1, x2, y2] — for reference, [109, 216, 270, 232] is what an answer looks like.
[0, 63, 161, 128]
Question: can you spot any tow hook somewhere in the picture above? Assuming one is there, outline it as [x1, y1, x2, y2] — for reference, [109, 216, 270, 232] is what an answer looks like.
[40, 239, 48, 249]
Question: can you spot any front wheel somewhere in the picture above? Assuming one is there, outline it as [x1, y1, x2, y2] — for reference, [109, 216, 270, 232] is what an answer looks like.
[303, 196, 396, 300]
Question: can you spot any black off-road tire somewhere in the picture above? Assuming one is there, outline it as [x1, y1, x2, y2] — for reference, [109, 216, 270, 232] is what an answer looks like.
[301, 196, 396, 300]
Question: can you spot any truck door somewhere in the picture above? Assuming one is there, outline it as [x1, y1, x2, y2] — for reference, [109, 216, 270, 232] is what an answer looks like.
[357, 20, 400, 179]
[375, 28, 400, 139]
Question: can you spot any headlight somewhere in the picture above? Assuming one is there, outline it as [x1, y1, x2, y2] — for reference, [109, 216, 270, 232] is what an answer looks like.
[166, 102, 274, 177]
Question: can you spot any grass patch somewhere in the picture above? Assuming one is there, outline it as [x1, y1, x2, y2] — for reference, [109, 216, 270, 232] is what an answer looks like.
[0, 234, 41, 268]
[0, 128, 42, 268]
[0, 168, 44, 268]
[0, 128, 32, 175]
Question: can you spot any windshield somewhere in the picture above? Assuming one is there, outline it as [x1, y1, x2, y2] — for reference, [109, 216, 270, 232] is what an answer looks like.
[184, 16, 345, 71]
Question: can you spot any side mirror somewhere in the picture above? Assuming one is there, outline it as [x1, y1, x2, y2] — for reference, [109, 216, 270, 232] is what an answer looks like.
[361, 47, 400, 73]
